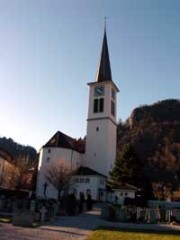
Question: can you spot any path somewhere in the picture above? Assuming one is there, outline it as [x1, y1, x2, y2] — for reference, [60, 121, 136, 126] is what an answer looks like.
[0, 206, 180, 240]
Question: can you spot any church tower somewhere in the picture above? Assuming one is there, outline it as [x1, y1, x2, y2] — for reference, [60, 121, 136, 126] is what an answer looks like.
[85, 26, 119, 176]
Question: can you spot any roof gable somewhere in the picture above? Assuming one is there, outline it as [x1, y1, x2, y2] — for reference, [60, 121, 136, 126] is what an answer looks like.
[113, 184, 138, 191]
[43, 131, 85, 153]
[74, 166, 107, 178]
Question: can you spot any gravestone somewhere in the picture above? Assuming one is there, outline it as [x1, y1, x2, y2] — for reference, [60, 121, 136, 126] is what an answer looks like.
[39, 206, 47, 222]
[144, 208, 150, 223]
[136, 207, 140, 220]
[5, 199, 12, 212]
[149, 209, 158, 223]
[140, 208, 146, 222]
[165, 209, 171, 223]
[171, 209, 180, 222]
[1, 196, 6, 209]
[30, 200, 36, 212]
[160, 208, 166, 222]
[101, 203, 110, 219]
[22, 199, 29, 210]
[53, 202, 59, 216]
[106, 205, 117, 221]
[116, 207, 128, 222]
[49, 206, 55, 221]
[12, 199, 18, 213]
[12, 210, 38, 227]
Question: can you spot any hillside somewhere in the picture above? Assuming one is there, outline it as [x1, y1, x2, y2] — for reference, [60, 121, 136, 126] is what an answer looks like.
[0, 137, 37, 168]
[117, 99, 180, 199]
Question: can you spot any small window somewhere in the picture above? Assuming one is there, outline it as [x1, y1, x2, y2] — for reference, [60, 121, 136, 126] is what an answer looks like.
[99, 98, 104, 112]
[48, 149, 51, 153]
[85, 178, 90, 183]
[46, 157, 50, 163]
[120, 193, 123, 196]
[111, 89, 115, 99]
[111, 101, 115, 116]
[93, 99, 98, 113]
[93, 98, 104, 113]
[96, 127, 99, 132]
[125, 192, 128, 196]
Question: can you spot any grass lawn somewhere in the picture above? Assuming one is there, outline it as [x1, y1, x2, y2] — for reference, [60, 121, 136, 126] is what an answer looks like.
[87, 227, 180, 240]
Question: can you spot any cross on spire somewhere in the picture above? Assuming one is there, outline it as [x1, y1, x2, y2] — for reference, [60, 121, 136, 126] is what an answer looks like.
[104, 16, 107, 30]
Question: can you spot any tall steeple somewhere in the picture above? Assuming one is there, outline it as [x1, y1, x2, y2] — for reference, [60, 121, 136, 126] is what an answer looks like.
[96, 23, 112, 82]
[85, 23, 119, 176]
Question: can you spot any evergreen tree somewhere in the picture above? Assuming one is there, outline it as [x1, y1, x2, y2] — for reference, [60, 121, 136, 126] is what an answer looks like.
[108, 143, 154, 200]
[108, 143, 143, 188]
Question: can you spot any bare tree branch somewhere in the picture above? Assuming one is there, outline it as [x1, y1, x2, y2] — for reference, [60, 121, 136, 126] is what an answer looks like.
[44, 162, 73, 199]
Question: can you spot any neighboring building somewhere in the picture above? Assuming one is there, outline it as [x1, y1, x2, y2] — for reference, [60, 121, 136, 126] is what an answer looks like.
[72, 167, 107, 201]
[112, 184, 138, 205]
[36, 26, 119, 201]
[19, 167, 36, 192]
[0, 148, 19, 190]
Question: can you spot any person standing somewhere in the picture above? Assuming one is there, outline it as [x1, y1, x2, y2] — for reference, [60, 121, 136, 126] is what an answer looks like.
[86, 193, 92, 211]
[79, 192, 85, 213]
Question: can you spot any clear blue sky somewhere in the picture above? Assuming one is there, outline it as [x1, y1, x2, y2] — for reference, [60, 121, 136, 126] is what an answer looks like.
[0, 0, 179, 151]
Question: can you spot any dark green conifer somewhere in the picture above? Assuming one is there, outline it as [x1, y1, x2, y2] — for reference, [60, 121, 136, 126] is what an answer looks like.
[108, 143, 143, 188]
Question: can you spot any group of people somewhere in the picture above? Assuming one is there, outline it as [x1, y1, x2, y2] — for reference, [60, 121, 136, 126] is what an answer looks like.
[79, 192, 92, 213]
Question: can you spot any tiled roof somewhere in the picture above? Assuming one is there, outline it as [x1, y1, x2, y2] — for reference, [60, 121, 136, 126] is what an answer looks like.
[74, 166, 107, 178]
[43, 131, 85, 153]
[113, 184, 138, 191]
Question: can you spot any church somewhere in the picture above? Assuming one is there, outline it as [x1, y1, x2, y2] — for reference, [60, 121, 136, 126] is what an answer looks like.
[36, 27, 119, 201]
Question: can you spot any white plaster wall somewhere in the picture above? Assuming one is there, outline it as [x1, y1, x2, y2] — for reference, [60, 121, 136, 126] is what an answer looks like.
[73, 175, 106, 201]
[73, 176, 98, 201]
[107, 121, 117, 173]
[116, 190, 135, 205]
[40, 147, 83, 170]
[36, 147, 84, 199]
[85, 119, 117, 176]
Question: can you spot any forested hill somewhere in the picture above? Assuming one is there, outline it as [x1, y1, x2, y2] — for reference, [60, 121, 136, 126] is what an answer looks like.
[117, 99, 180, 195]
[129, 99, 180, 126]
[0, 137, 37, 167]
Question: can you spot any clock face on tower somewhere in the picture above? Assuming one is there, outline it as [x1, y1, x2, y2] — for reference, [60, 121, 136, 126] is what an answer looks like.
[94, 86, 104, 96]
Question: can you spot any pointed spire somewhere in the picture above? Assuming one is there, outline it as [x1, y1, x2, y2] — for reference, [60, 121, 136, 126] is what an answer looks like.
[96, 21, 112, 82]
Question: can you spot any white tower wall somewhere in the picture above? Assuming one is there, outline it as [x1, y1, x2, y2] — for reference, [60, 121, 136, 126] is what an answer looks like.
[85, 82, 118, 176]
